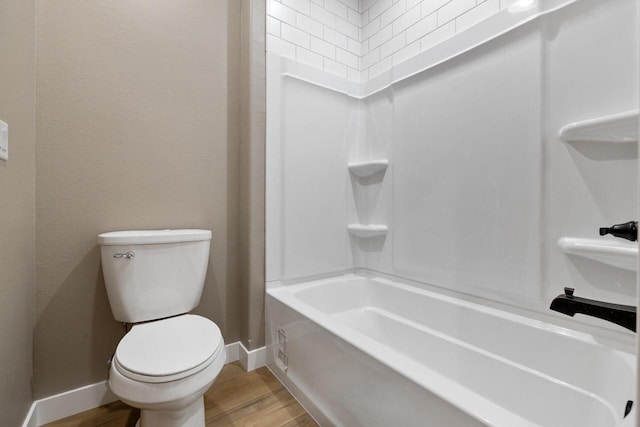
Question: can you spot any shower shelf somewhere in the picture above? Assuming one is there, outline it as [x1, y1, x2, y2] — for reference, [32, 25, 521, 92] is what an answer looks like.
[348, 224, 388, 238]
[557, 237, 637, 271]
[558, 110, 639, 143]
[348, 159, 388, 177]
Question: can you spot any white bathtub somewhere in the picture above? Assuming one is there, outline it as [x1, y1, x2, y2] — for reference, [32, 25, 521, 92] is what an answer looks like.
[266, 274, 636, 427]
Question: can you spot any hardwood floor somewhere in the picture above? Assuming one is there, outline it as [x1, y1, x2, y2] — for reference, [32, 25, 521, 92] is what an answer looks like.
[44, 362, 318, 427]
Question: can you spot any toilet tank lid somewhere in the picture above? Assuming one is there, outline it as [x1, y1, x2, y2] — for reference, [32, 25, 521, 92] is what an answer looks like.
[98, 229, 211, 246]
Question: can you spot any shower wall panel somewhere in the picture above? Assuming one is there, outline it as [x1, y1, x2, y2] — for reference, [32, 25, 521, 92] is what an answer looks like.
[266, 64, 355, 280]
[391, 23, 543, 302]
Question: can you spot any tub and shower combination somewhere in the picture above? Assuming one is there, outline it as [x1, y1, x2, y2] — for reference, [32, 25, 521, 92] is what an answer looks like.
[265, 0, 639, 425]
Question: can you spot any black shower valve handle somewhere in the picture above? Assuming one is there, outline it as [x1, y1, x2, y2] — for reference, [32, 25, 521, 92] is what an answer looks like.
[599, 221, 638, 242]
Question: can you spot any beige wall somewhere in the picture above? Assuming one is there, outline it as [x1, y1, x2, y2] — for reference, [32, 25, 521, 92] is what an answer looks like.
[0, 0, 265, 408]
[35, 0, 250, 398]
[0, 0, 36, 424]
[239, 0, 266, 351]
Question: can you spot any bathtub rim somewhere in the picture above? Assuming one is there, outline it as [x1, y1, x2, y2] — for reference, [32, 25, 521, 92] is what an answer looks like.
[268, 268, 635, 354]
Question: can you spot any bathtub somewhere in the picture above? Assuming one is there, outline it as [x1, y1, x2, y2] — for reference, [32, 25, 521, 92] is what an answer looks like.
[266, 274, 636, 427]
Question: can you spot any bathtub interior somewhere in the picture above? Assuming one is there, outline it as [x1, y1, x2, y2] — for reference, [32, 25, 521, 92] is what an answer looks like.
[265, 0, 639, 425]
[268, 293, 495, 426]
[269, 274, 635, 426]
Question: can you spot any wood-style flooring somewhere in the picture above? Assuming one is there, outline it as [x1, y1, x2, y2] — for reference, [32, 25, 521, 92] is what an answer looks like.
[44, 362, 318, 427]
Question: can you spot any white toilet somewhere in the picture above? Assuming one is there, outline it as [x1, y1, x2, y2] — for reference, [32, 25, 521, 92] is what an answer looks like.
[98, 229, 226, 427]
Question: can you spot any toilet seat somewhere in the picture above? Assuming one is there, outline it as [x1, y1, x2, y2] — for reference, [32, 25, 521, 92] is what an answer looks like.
[114, 314, 224, 383]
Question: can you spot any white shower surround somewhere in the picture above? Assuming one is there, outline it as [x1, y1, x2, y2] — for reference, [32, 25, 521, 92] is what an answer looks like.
[266, 0, 639, 424]
[267, 0, 638, 313]
[267, 0, 536, 81]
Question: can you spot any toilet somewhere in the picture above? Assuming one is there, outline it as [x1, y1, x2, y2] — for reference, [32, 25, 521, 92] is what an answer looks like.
[98, 229, 226, 427]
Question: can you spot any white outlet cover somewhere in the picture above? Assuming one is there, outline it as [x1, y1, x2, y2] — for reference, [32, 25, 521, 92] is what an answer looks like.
[0, 120, 7, 160]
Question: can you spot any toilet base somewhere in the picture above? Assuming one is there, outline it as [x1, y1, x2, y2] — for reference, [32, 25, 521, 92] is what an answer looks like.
[136, 396, 205, 427]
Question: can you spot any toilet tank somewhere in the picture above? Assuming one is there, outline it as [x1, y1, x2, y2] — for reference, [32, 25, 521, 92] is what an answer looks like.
[98, 229, 212, 323]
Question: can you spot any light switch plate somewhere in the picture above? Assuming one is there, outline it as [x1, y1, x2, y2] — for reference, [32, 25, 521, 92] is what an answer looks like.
[0, 120, 7, 160]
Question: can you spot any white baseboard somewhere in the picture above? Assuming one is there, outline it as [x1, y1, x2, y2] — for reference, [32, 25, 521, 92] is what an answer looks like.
[21, 381, 118, 427]
[225, 341, 267, 371]
[21, 403, 38, 427]
[22, 342, 266, 426]
[225, 341, 241, 363]
[239, 342, 267, 371]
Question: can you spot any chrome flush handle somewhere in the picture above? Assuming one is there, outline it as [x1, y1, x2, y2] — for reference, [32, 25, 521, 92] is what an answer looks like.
[113, 251, 135, 260]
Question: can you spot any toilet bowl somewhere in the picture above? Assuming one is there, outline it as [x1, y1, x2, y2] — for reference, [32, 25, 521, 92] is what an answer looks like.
[109, 315, 226, 427]
[98, 229, 224, 427]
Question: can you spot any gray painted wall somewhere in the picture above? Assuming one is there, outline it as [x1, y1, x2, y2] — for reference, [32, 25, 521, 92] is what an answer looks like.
[0, 0, 36, 424]
[34, 0, 264, 399]
[1, 0, 266, 419]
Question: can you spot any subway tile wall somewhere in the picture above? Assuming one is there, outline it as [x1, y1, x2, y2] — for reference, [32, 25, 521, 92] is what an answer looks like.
[267, 0, 521, 82]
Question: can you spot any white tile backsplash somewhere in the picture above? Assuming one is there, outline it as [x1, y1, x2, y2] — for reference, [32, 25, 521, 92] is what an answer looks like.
[267, 16, 281, 37]
[282, 22, 311, 49]
[283, 0, 311, 15]
[456, 0, 500, 33]
[311, 36, 337, 59]
[369, 55, 393, 77]
[361, 17, 381, 40]
[267, 34, 296, 59]
[369, 0, 393, 20]
[269, 1, 296, 26]
[438, 0, 476, 25]
[324, 57, 349, 78]
[360, 0, 378, 13]
[368, 23, 393, 49]
[405, 12, 436, 44]
[296, 46, 325, 68]
[337, 17, 360, 40]
[341, 0, 360, 11]
[348, 8, 362, 26]
[267, 0, 513, 82]
[420, 19, 455, 51]
[380, 0, 407, 28]
[380, 32, 405, 59]
[421, 0, 452, 19]
[324, 26, 350, 50]
[347, 37, 363, 55]
[325, 0, 350, 19]
[393, 4, 421, 35]
[361, 47, 380, 69]
[310, 3, 338, 28]
[336, 47, 360, 68]
[297, 12, 324, 38]
[392, 39, 420, 65]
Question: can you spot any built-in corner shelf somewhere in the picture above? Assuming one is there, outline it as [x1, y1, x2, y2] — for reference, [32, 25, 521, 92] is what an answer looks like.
[348, 224, 388, 238]
[348, 159, 389, 242]
[558, 237, 638, 271]
[558, 110, 639, 143]
[348, 159, 388, 177]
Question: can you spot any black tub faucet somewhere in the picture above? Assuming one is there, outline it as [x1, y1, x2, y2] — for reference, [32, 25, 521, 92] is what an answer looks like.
[599, 221, 637, 242]
[550, 287, 636, 332]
